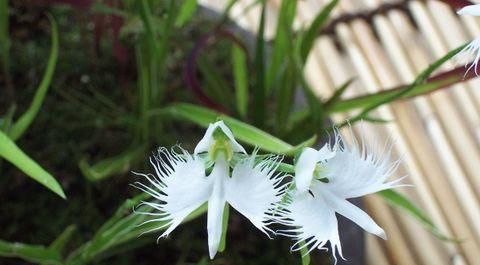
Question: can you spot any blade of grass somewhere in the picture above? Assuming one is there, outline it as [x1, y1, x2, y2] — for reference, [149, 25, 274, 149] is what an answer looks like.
[266, 0, 296, 91]
[8, 14, 59, 141]
[0, 0, 9, 72]
[0, 131, 65, 199]
[0, 240, 62, 265]
[79, 146, 145, 182]
[252, 0, 266, 127]
[163, 103, 297, 154]
[48, 225, 77, 254]
[66, 195, 206, 265]
[175, 0, 197, 27]
[136, 42, 151, 142]
[156, 0, 177, 103]
[232, 44, 248, 118]
[334, 44, 467, 127]
[138, 0, 160, 106]
[329, 64, 475, 113]
[299, 0, 338, 64]
[378, 190, 456, 241]
[299, 241, 311, 265]
[40, 225, 77, 265]
[218, 204, 230, 253]
[197, 56, 234, 108]
[324, 77, 355, 108]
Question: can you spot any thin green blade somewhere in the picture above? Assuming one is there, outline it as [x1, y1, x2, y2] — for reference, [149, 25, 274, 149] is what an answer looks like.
[0, 131, 66, 199]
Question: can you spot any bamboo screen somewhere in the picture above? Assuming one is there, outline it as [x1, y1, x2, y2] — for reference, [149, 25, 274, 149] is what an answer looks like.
[200, 0, 480, 264]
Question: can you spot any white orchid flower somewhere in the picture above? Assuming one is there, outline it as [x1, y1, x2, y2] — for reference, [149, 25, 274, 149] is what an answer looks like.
[132, 121, 287, 259]
[277, 132, 405, 262]
[456, 4, 480, 75]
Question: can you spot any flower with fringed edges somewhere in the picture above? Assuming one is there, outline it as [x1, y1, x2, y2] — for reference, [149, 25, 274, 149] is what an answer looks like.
[131, 121, 288, 259]
[457, 4, 480, 75]
[276, 131, 406, 263]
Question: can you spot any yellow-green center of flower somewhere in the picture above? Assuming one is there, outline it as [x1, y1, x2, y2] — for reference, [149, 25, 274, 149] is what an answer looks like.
[210, 127, 234, 161]
[313, 164, 329, 183]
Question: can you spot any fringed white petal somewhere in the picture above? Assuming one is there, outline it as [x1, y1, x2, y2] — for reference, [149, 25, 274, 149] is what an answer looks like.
[194, 121, 246, 155]
[455, 35, 480, 76]
[132, 148, 212, 238]
[319, 133, 402, 199]
[457, 4, 480, 16]
[207, 158, 228, 259]
[225, 154, 287, 236]
[319, 187, 386, 239]
[277, 190, 344, 261]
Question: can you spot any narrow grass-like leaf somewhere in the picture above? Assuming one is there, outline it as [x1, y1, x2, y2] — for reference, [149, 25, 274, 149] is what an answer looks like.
[0, 131, 65, 199]
[329, 64, 474, 113]
[332, 44, 466, 124]
[232, 45, 248, 118]
[218, 204, 230, 252]
[299, 0, 338, 64]
[8, 14, 59, 141]
[266, 0, 296, 91]
[252, 0, 266, 126]
[91, 2, 128, 17]
[40, 225, 77, 265]
[286, 134, 317, 156]
[155, 0, 177, 102]
[67, 196, 207, 265]
[378, 190, 455, 241]
[0, 105, 15, 132]
[324, 77, 355, 108]
[197, 56, 233, 108]
[0, 240, 62, 265]
[175, 0, 197, 27]
[165, 103, 296, 154]
[0, 0, 9, 72]
[275, 60, 297, 134]
[48, 225, 76, 254]
[299, 241, 311, 265]
[79, 146, 145, 182]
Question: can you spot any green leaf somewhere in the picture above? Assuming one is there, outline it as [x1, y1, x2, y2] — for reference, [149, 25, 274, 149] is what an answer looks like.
[324, 77, 355, 108]
[91, 2, 129, 17]
[197, 56, 233, 107]
[175, 0, 197, 27]
[8, 14, 59, 141]
[218, 203, 230, 253]
[66, 195, 207, 265]
[252, 0, 266, 127]
[266, 0, 296, 91]
[0, 0, 9, 72]
[0, 131, 66, 199]
[48, 225, 76, 253]
[378, 190, 455, 241]
[275, 58, 297, 134]
[232, 45, 248, 118]
[164, 103, 296, 154]
[329, 44, 467, 117]
[0, 240, 62, 265]
[299, 241, 311, 265]
[299, 0, 338, 64]
[79, 146, 145, 182]
[39, 225, 77, 265]
[287, 134, 317, 156]
[0, 104, 16, 132]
